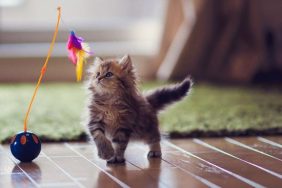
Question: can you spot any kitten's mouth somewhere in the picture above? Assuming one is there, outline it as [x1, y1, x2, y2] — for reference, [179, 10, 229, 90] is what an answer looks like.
[96, 79, 101, 84]
[96, 80, 105, 87]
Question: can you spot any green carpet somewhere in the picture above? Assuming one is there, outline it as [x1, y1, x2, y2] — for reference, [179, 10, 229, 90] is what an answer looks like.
[0, 82, 281, 143]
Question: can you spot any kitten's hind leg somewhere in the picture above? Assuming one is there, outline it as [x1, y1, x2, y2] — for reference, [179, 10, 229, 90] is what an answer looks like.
[145, 128, 162, 158]
[92, 129, 114, 160]
[148, 142, 162, 158]
[107, 128, 131, 164]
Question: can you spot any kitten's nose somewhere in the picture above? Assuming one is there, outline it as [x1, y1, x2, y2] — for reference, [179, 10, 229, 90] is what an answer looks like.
[97, 77, 103, 82]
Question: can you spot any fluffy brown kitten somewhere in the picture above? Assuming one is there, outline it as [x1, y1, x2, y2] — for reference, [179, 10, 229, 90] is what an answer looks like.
[86, 55, 191, 164]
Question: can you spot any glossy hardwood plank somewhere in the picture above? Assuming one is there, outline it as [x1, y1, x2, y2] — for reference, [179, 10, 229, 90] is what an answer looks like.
[201, 138, 282, 174]
[229, 137, 282, 160]
[19, 157, 76, 186]
[166, 139, 217, 154]
[0, 147, 37, 188]
[1, 137, 282, 188]
[147, 167, 209, 188]
[51, 156, 121, 188]
[42, 143, 80, 157]
[260, 136, 282, 145]
[2, 145, 78, 187]
[125, 143, 174, 169]
[126, 144, 210, 188]
[162, 150, 252, 188]
[0, 173, 36, 188]
[0, 152, 21, 174]
[68, 143, 140, 171]
[66, 143, 162, 188]
[171, 139, 282, 188]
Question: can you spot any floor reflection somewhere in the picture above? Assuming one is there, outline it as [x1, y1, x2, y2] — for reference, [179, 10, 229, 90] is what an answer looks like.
[145, 158, 162, 187]
[97, 163, 130, 187]
[11, 162, 41, 187]
[96, 158, 162, 187]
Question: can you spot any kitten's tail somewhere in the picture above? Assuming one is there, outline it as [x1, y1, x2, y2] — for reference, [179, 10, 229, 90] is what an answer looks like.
[146, 77, 192, 111]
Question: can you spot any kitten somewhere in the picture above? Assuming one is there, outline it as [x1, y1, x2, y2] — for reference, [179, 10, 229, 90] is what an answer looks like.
[85, 55, 192, 164]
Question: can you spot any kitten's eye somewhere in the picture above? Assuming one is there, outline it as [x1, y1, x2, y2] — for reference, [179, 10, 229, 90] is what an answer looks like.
[105, 72, 113, 78]
[96, 72, 100, 78]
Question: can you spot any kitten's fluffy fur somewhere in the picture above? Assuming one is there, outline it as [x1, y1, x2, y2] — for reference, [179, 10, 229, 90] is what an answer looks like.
[86, 55, 192, 163]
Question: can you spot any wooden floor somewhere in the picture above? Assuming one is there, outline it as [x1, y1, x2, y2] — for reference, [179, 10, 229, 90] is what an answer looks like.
[1, 136, 282, 188]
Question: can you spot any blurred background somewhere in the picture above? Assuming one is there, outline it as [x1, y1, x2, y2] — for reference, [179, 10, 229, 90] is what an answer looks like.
[0, 0, 282, 142]
[1, 0, 282, 84]
[0, 0, 166, 82]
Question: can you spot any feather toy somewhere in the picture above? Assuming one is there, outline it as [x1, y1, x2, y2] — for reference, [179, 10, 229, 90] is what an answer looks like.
[10, 7, 62, 162]
[10, 6, 93, 163]
[67, 31, 91, 81]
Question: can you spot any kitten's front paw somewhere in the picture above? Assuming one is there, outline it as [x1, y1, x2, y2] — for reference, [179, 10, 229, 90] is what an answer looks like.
[147, 151, 162, 158]
[107, 156, 125, 164]
[97, 139, 114, 160]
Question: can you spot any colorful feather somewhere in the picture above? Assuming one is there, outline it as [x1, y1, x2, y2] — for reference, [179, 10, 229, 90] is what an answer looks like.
[67, 31, 91, 81]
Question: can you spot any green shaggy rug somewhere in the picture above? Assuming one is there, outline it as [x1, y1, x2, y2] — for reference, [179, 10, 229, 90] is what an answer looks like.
[0, 82, 281, 143]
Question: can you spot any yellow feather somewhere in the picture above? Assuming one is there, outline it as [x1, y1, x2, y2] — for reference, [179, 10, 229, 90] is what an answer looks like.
[74, 42, 90, 81]
[76, 50, 86, 81]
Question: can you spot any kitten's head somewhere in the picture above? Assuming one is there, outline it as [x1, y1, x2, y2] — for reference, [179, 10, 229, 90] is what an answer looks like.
[88, 55, 137, 94]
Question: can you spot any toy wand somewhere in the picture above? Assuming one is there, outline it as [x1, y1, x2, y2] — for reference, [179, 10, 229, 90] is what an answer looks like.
[11, 6, 91, 163]
[23, 7, 61, 132]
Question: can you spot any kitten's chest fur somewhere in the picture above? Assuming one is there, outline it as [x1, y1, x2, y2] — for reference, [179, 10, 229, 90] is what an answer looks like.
[92, 94, 136, 130]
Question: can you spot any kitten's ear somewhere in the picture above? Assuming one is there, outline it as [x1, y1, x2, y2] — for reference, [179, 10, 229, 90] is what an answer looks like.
[87, 57, 103, 74]
[94, 57, 103, 65]
[120, 55, 132, 72]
